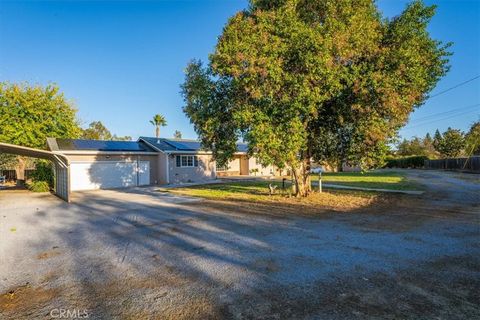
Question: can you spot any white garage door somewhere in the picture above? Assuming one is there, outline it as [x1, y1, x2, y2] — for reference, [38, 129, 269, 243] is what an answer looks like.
[70, 161, 150, 191]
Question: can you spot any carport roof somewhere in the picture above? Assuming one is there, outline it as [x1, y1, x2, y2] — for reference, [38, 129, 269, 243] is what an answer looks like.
[47, 138, 156, 152]
[0, 142, 68, 163]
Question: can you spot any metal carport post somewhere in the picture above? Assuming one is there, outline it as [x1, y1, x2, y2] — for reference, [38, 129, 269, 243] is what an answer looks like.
[0, 142, 71, 202]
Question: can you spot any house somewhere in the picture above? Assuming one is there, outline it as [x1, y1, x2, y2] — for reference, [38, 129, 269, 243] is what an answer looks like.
[44, 137, 280, 192]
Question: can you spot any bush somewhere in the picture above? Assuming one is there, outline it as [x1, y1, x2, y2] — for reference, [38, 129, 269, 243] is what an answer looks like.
[384, 156, 429, 169]
[27, 180, 50, 192]
[30, 160, 54, 188]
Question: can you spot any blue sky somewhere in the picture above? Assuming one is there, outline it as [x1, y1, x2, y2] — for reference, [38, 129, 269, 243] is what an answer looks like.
[0, 0, 479, 141]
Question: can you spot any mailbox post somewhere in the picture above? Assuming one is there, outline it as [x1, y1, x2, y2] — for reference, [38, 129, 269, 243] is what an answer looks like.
[318, 172, 322, 193]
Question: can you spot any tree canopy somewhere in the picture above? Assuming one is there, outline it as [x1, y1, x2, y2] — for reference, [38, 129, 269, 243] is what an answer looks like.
[181, 0, 450, 196]
[433, 127, 465, 158]
[81, 121, 131, 141]
[465, 121, 480, 156]
[396, 133, 437, 158]
[82, 121, 113, 140]
[0, 82, 82, 149]
[173, 130, 183, 139]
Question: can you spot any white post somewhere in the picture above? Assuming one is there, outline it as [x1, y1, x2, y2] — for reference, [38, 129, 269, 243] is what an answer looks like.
[318, 172, 322, 193]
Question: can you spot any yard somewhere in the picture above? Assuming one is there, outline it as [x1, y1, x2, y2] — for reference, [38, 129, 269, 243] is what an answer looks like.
[1, 170, 479, 319]
[317, 170, 422, 190]
[163, 180, 383, 214]
[163, 170, 422, 212]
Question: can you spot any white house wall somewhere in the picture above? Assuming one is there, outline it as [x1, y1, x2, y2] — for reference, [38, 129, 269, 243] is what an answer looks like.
[248, 157, 277, 176]
[157, 153, 168, 184]
[168, 154, 216, 184]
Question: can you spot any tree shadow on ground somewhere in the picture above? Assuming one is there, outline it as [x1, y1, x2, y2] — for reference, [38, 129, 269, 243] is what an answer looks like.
[1, 180, 479, 319]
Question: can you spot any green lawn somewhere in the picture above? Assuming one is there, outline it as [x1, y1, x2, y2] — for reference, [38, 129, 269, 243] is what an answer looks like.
[313, 170, 422, 191]
[161, 180, 380, 212]
[162, 181, 276, 201]
[161, 170, 420, 208]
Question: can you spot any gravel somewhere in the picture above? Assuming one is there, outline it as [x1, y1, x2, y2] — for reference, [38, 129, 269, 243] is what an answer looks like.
[0, 171, 479, 319]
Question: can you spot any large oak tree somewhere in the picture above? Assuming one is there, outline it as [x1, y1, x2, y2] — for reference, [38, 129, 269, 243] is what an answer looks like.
[181, 0, 450, 196]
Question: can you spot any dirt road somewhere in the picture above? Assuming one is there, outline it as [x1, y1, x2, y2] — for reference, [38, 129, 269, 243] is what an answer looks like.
[0, 170, 478, 319]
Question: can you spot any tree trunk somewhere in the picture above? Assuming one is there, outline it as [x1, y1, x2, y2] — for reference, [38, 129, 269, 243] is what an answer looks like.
[15, 156, 26, 186]
[291, 158, 312, 197]
[156, 126, 160, 138]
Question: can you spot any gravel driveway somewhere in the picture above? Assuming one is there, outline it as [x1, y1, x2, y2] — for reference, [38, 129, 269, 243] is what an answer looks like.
[0, 170, 479, 319]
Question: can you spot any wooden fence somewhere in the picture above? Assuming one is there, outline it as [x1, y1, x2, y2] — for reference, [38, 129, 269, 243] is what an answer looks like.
[424, 156, 480, 172]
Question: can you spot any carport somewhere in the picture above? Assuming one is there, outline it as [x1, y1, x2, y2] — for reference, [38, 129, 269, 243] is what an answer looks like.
[0, 142, 71, 202]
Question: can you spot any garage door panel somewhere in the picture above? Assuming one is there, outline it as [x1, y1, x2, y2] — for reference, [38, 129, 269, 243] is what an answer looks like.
[90, 162, 136, 189]
[70, 161, 142, 191]
[138, 161, 150, 186]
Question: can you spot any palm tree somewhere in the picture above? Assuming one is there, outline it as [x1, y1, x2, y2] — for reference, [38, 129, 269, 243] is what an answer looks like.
[149, 114, 167, 138]
[173, 130, 182, 139]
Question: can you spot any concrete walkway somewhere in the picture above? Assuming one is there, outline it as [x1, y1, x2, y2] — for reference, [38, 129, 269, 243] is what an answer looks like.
[319, 183, 424, 195]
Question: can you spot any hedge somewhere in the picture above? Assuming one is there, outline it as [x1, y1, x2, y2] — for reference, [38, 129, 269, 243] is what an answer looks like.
[384, 156, 429, 169]
[27, 180, 50, 192]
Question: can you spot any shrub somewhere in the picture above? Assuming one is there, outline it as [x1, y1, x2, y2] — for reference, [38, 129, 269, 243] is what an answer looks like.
[384, 156, 429, 169]
[250, 168, 259, 176]
[27, 180, 50, 192]
[30, 160, 54, 188]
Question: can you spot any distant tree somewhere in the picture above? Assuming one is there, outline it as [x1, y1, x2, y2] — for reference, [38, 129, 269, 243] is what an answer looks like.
[173, 130, 182, 139]
[422, 133, 437, 157]
[397, 137, 425, 156]
[434, 127, 464, 158]
[182, 0, 450, 196]
[81, 121, 131, 141]
[433, 129, 442, 150]
[150, 114, 167, 138]
[112, 134, 132, 141]
[82, 121, 113, 140]
[464, 121, 480, 156]
[0, 82, 81, 180]
[397, 133, 436, 158]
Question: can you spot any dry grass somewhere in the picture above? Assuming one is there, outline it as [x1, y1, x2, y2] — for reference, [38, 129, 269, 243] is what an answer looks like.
[0, 284, 60, 313]
[164, 181, 390, 215]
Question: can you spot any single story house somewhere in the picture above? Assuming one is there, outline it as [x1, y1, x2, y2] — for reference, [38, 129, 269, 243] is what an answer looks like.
[44, 137, 281, 192]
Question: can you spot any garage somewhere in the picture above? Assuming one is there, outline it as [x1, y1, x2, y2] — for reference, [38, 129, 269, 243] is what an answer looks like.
[47, 138, 159, 194]
[70, 160, 150, 191]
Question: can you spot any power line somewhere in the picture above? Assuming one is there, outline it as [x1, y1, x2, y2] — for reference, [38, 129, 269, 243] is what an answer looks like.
[403, 107, 479, 130]
[408, 103, 480, 123]
[429, 75, 480, 99]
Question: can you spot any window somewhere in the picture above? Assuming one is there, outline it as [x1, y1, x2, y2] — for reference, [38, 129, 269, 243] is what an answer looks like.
[176, 155, 198, 168]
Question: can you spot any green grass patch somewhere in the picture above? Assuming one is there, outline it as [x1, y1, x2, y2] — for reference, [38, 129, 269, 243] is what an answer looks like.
[163, 181, 278, 201]
[161, 180, 382, 212]
[163, 171, 420, 202]
[313, 170, 422, 191]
